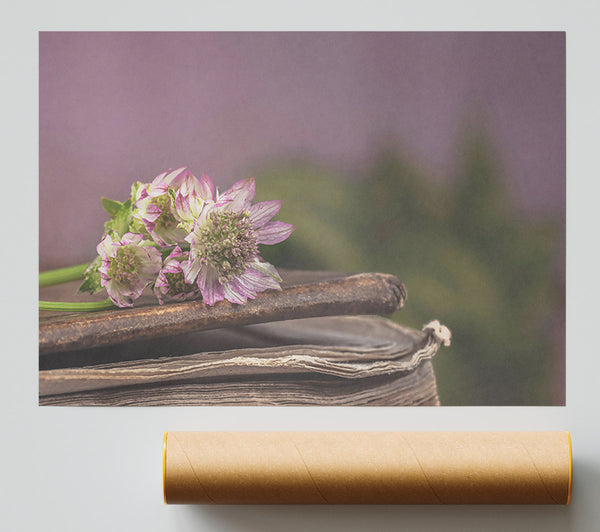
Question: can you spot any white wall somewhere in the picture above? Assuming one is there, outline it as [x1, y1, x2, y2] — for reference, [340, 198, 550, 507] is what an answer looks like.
[2, 2, 599, 530]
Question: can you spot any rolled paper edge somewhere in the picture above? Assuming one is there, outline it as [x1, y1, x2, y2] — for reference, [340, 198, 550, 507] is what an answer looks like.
[163, 431, 572, 505]
[163, 431, 168, 505]
[567, 431, 572, 505]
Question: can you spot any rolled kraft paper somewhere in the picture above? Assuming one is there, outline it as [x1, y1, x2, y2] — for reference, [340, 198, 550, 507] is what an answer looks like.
[163, 432, 572, 505]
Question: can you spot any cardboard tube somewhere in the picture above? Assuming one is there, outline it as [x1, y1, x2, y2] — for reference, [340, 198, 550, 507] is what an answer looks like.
[163, 431, 572, 505]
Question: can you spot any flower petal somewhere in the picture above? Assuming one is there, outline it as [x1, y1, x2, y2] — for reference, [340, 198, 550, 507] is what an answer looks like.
[223, 281, 250, 304]
[184, 231, 195, 245]
[198, 174, 215, 201]
[148, 181, 169, 198]
[142, 218, 158, 238]
[144, 247, 163, 273]
[166, 246, 184, 261]
[105, 280, 134, 308]
[161, 262, 181, 274]
[254, 221, 295, 245]
[121, 279, 147, 301]
[121, 233, 145, 246]
[192, 199, 231, 229]
[197, 264, 225, 306]
[155, 224, 186, 245]
[140, 203, 162, 223]
[96, 233, 116, 258]
[220, 177, 255, 211]
[154, 271, 169, 289]
[151, 171, 168, 185]
[236, 268, 281, 292]
[182, 258, 202, 284]
[174, 190, 193, 221]
[163, 166, 188, 187]
[248, 259, 282, 282]
[247, 200, 282, 229]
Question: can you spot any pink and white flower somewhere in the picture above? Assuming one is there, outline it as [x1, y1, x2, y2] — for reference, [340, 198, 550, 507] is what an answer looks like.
[97, 232, 162, 307]
[174, 172, 214, 232]
[153, 246, 201, 305]
[182, 177, 295, 305]
[134, 167, 212, 246]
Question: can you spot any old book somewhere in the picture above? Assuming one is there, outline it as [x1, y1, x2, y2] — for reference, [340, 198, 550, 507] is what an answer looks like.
[39, 315, 446, 406]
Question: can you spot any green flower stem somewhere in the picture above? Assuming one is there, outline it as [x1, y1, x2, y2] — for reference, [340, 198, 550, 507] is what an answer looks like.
[39, 298, 116, 312]
[39, 264, 115, 312]
[39, 263, 89, 288]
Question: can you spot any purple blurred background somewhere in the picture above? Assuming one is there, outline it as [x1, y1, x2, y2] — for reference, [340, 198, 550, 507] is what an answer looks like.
[39, 32, 564, 269]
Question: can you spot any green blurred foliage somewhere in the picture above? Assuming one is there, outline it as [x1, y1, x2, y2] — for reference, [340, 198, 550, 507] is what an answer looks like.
[254, 129, 564, 405]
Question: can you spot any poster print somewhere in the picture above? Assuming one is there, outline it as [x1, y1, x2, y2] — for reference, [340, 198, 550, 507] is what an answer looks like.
[39, 32, 565, 406]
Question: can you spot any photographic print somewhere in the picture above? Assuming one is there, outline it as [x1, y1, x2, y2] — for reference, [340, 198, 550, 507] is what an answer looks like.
[39, 32, 565, 406]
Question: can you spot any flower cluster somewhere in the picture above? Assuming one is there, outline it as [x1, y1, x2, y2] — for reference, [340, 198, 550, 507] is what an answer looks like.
[80, 167, 294, 308]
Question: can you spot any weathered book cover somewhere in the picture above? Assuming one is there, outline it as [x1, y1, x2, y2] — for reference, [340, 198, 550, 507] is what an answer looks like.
[39, 270, 406, 354]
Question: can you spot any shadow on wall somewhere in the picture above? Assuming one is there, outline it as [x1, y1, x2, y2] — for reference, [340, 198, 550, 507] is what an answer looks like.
[255, 127, 564, 406]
